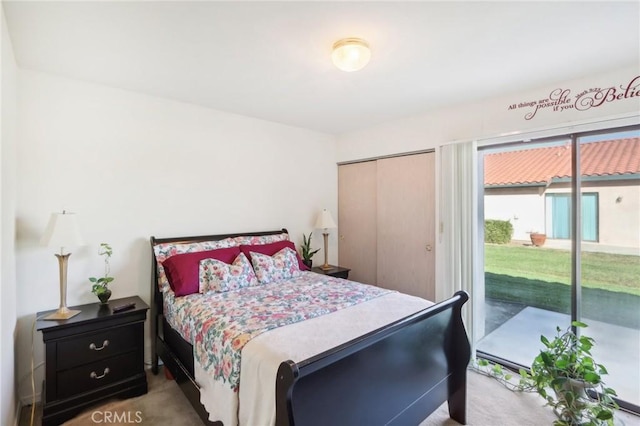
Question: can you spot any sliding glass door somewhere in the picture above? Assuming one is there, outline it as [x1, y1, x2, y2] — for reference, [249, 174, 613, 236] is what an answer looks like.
[577, 131, 640, 409]
[476, 125, 640, 411]
[479, 137, 573, 369]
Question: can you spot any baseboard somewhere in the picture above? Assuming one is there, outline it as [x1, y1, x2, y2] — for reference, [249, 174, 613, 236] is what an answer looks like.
[20, 390, 41, 406]
[14, 400, 22, 426]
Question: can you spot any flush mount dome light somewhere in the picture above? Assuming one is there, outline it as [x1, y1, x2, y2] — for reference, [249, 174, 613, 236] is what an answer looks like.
[331, 38, 371, 72]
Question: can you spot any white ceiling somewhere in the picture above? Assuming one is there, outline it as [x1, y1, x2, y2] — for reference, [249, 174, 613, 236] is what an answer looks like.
[3, 1, 639, 134]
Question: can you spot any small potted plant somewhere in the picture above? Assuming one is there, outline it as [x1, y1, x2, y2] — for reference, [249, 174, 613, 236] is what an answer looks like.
[530, 231, 547, 247]
[90, 243, 114, 304]
[475, 321, 618, 425]
[520, 321, 618, 425]
[300, 233, 320, 269]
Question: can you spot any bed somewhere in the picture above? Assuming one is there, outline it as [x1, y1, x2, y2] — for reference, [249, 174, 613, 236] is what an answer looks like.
[150, 228, 471, 426]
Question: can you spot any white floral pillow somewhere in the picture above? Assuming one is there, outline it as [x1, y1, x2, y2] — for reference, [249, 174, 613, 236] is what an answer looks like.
[199, 253, 258, 293]
[250, 247, 301, 285]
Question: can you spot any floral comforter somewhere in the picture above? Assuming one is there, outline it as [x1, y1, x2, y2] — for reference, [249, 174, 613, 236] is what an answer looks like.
[163, 271, 391, 391]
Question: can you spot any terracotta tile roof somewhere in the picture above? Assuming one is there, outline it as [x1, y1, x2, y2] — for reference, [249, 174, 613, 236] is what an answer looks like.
[484, 138, 640, 186]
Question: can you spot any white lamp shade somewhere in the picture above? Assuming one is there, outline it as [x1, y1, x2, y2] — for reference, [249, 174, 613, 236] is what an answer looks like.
[315, 209, 337, 230]
[41, 212, 85, 251]
[332, 38, 371, 72]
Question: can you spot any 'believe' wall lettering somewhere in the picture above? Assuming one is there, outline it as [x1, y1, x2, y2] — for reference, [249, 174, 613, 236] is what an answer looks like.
[508, 75, 640, 120]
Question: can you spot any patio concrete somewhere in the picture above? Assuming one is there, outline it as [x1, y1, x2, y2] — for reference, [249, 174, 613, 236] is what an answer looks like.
[477, 306, 640, 406]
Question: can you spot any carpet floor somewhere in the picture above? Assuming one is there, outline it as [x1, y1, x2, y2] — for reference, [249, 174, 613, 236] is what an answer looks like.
[20, 367, 639, 426]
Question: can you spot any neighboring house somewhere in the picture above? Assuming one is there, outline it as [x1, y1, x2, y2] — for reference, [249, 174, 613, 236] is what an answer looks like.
[484, 138, 640, 250]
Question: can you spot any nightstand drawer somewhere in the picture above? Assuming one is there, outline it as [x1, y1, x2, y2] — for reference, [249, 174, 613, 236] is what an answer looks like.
[57, 351, 140, 400]
[57, 325, 138, 370]
[312, 265, 350, 280]
[329, 270, 349, 279]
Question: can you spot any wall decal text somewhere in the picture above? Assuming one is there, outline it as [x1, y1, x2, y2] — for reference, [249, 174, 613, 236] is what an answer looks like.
[508, 75, 640, 120]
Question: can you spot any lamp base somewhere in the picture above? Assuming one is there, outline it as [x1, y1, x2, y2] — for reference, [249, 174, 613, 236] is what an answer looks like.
[43, 252, 81, 321]
[321, 232, 332, 271]
[42, 308, 81, 321]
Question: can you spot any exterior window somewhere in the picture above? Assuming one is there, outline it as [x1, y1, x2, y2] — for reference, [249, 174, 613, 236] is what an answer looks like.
[545, 193, 598, 242]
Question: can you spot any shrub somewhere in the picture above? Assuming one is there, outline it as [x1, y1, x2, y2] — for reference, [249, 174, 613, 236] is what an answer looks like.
[485, 219, 513, 244]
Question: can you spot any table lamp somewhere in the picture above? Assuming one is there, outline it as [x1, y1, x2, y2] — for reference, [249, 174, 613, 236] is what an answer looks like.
[41, 211, 85, 320]
[314, 209, 337, 270]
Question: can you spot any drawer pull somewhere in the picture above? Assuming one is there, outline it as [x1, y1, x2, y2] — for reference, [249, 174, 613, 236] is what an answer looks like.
[89, 340, 110, 351]
[90, 367, 110, 380]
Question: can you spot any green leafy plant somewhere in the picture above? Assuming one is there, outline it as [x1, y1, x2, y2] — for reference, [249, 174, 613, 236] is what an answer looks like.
[301, 233, 320, 263]
[474, 358, 527, 392]
[485, 219, 513, 244]
[475, 321, 618, 426]
[523, 321, 618, 425]
[89, 243, 114, 296]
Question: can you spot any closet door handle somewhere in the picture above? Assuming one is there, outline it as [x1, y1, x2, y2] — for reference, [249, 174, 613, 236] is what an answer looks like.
[340, 235, 345, 240]
[426, 244, 432, 252]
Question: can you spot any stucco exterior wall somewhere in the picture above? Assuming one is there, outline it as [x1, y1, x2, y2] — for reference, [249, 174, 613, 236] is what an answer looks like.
[547, 181, 640, 248]
[484, 180, 640, 249]
[484, 187, 544, 240]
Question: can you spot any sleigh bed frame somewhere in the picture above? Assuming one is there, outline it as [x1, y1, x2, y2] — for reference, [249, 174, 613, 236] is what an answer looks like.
[150, 229, 471, 426]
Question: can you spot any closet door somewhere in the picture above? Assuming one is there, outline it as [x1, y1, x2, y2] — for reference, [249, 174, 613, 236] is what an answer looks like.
[376, 152, 435, 300]
[338, 161, 377, 285]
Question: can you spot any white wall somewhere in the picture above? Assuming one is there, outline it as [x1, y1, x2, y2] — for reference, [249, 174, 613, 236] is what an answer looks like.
[15, 70, 338, 402]
[1, 5, 18, 426]
[337, 66, 640, 161]
[485, 189, 545, 241]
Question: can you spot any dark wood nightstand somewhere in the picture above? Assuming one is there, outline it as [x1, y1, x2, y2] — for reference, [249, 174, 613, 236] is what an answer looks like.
[312, 265, 351, 279]
[36, 296, 148, 426]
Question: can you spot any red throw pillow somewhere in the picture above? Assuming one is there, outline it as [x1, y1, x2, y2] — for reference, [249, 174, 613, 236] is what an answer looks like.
[162, 246, 241, 296]
[240, 240, 309, 271]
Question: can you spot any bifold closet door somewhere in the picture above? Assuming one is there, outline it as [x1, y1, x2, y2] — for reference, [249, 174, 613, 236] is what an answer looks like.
[338, 161, 377, 285]
[376, 153, 435, 300]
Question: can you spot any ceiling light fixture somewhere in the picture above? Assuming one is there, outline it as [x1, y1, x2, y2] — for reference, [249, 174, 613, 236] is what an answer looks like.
[331, 38, 371, 72]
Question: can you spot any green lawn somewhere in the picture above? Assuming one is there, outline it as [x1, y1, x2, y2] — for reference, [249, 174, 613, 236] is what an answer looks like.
[485, 244, 640, 295]
[485, 244, 640, 328]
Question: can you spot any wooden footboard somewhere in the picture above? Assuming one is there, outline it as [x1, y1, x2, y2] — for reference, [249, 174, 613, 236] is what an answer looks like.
[275, 291, 470, 426]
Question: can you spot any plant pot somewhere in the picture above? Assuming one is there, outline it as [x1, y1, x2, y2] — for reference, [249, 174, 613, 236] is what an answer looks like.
[302, 259, 313, 269]
[552, 379, 596, 423]
[97, 288, 112, 304]
[530, 233, 547, 247]
[562, 378, 596, 397]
